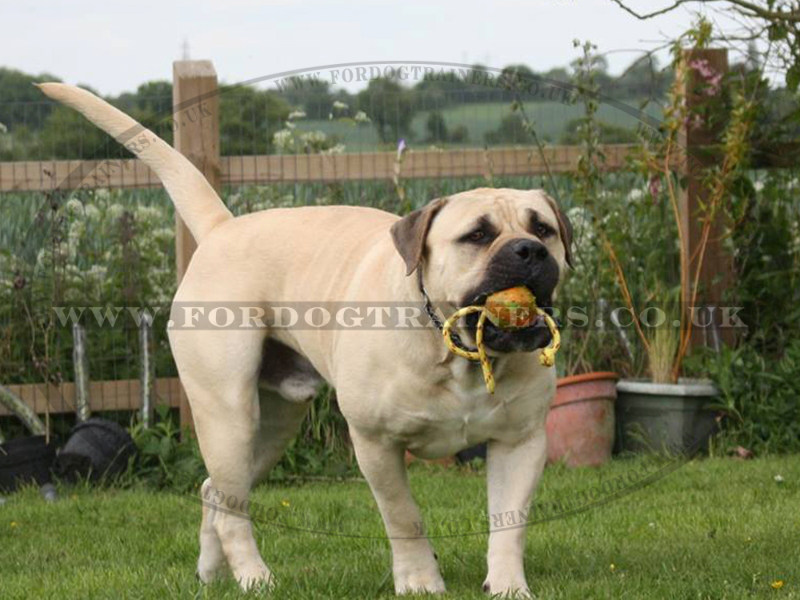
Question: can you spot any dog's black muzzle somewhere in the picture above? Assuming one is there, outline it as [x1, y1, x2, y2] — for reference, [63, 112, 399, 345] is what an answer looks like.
[460, 238, 559, 354]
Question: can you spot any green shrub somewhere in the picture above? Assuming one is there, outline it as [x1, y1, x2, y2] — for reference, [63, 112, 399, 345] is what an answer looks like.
[708, 339, 800, 454]
[484, 113, 527, 145]
[559, 117, 638, 144]
[425, 111, 449, 143]
[126, 406, 206, 492]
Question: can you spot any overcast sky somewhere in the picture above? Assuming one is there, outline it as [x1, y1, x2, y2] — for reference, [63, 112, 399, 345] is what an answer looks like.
[3, 0, 751, 95]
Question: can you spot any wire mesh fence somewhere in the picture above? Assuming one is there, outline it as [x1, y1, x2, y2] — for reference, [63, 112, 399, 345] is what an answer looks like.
[1, 61, 798, 427]
[0, 185, 179, 431]
[0, 84, 662, 162]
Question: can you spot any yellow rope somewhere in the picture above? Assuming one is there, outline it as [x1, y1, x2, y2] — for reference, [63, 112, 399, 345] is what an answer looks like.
[441, 302, 561, 395]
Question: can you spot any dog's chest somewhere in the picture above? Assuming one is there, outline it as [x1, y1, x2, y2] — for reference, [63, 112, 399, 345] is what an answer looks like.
[403, 360, 547, 459]
[404, 393, 523, 459]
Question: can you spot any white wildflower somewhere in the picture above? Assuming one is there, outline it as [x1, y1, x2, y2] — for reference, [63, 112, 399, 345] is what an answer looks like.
[288, 110, 306, 120]
[273, 129, 295, 153]
[774, 474, 784, 483]
[153, 227, 174, 244]
[65, 198, 84, 215]
[84, 204, 101, 221]
[332, 100, 349, 112]
[88, 265, 107, 279]
[300, 130, 329, 151]
[68, 221, 85, 246]
[627, 188, 645, 202]
[107, 203, 125, 220]
[135, 205, 162, 223]
[322, 143, 346, 155]
[354, 110, 371, 124]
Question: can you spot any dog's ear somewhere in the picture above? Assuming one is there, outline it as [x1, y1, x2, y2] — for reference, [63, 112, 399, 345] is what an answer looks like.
[543, 194, 574, 268]
[390, 197, 449, 276]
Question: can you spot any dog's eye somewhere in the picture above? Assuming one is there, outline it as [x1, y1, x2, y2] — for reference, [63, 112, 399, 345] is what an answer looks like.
[459, 217, 497, 245]
[534, 222, 554, 239]
[460, 228, 493, 245]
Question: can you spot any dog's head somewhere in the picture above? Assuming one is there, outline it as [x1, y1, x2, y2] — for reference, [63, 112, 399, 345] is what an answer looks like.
[391, 188, 573, 353]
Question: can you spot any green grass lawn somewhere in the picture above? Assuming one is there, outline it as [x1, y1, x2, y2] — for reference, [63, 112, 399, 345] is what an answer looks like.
[1, 456, 798, 599]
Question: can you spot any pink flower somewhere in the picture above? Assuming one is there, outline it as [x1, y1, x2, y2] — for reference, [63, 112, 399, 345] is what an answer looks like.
[689, 59, 722, 97]
[648, 176, 661, 202]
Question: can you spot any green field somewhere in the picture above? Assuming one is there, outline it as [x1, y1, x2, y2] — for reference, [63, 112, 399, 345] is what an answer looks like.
[2, 456, 798, 598]
[295, 99, 663, 152]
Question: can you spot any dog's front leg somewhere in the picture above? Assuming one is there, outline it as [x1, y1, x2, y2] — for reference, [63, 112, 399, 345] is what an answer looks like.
[350, 431, 445, 595]
[483, 431, 547, 598]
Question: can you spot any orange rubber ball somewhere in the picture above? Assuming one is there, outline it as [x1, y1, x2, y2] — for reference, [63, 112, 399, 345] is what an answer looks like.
[484, 286, 537, 329]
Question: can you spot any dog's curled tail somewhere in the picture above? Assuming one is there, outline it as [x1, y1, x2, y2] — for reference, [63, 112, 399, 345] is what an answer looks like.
[36, 83, 232, 243]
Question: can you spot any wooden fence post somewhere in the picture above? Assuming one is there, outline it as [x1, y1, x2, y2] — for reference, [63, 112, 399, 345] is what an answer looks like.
[72, 323, 91, 422]
[139, 313, 155, 428]
[173, 60, 221, 432]
[680, 48, 733, 348]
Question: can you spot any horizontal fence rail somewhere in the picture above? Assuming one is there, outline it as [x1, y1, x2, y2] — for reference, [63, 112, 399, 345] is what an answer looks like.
[0, 145, 639, 192]
[3, 143, 796, 193]
[0, 377, 181, 417]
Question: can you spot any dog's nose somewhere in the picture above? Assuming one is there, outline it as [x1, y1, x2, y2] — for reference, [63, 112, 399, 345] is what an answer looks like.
[510, 239, 548, 263]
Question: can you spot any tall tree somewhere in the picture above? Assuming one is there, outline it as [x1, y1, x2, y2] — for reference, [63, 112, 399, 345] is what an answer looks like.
[357, 78, 416, 143]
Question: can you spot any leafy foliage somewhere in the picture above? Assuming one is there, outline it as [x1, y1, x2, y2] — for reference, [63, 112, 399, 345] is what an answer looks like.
[559, 118, 638, 144]
[709, 340, 800, 454]
[729, 170, 800, 356]
[483, 113, 529, 145]
[126, 406, 206, 492]
[219, 85, 291, 155]
[356, 78, 417, 143]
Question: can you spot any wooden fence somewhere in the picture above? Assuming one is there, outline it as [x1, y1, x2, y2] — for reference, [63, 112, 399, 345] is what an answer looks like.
[0, 145, 641, 193]
[1, 50, 796, 429]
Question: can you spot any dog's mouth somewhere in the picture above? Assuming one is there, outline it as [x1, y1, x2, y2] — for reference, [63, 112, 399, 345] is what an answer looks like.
[461, 289, 554, 354]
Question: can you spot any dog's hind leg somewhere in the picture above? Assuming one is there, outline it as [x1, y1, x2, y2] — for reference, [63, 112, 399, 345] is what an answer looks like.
[187, 375, 272, 590]
[171, 327, 273, 591]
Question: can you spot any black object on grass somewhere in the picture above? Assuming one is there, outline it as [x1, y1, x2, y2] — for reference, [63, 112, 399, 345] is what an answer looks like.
[55, 418, 136, 483]
[0, 435, 57, 493]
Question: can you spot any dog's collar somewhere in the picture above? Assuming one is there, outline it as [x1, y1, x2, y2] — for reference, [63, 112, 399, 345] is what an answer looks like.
[416, 268, 476, 354]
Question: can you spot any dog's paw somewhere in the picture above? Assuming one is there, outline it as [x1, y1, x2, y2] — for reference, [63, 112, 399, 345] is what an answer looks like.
[395, 568, 446, 595]
[196, 562, 226, 584]
[235, 564, 274, 592]
[196, 544, 227, 583]
[482, 578, 532, 598]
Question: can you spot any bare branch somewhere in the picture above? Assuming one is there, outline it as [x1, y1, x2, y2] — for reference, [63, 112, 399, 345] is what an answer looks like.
[609, 0, 697, 19]
[610, 0, 800, 22]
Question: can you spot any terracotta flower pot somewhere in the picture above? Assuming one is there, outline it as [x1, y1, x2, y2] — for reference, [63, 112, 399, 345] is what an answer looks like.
[546, 372, 618, 467]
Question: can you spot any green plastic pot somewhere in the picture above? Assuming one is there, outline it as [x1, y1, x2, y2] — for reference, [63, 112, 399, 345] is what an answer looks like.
[614, 379, 719, 455]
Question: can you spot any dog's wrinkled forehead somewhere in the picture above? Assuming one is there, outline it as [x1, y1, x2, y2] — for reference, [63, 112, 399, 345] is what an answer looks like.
[430, 188, 560, 236]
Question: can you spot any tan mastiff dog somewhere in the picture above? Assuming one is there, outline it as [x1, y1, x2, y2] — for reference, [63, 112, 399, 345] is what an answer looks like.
[39, 83, 573, 597]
